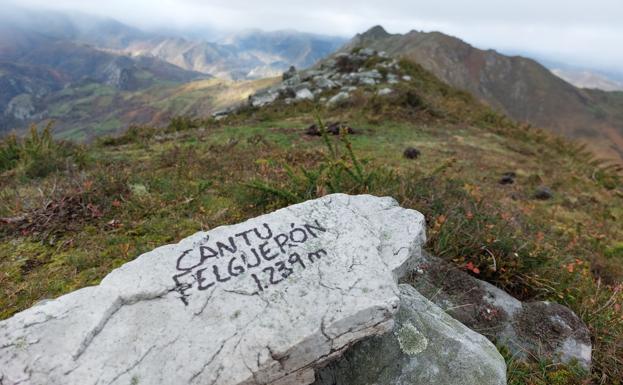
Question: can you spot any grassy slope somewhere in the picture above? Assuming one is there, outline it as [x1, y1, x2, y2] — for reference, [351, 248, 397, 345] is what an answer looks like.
[30, 77, 277, 141]
[1, 60, 622, 384]
[346, 29, 623, 164]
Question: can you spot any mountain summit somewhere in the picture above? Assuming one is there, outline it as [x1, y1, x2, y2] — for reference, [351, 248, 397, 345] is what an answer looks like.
[346, 27, 623, 162]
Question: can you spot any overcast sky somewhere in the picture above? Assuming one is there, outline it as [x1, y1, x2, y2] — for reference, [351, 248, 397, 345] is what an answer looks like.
[5, 0, 623, 73]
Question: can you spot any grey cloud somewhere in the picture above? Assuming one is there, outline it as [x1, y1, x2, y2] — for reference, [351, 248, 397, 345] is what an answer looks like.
[3, 0, 622, 72]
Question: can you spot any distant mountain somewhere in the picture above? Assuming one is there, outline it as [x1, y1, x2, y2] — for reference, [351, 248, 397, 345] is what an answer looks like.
[0, 8, 344, 138]
[113, 30, 346, 80]
[345, 26, 623, 162]
[551, 69, 623, 91]
[0, 18, 206, 135]
[0, 8, 346, 80]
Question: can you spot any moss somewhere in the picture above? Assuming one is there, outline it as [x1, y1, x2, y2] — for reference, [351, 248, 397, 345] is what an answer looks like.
[396, 322, 428, 356]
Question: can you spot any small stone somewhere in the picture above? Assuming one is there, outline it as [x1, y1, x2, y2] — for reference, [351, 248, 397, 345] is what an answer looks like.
[327, 91, 350, 106]
[499, 172, 516, 185]
[359, 48, 376, 57]
[534, 186, 554, 200]
[282, 65, 297, 81]
[295, 88, 314, 101]
[378, 88, 393, 96]
[403, 147, 421, 159]
[249, 90, 279, 107]
[402, 75, 412, 81]
[313, 76, 337, 90]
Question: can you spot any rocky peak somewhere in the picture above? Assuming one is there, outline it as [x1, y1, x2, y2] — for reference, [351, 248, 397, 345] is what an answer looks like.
[240, 48, 409, 112]
[359, 25, 391, 41]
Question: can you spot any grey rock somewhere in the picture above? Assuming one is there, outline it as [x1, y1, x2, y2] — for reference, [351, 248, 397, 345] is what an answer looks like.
[284, 74, 302, 86]
[283, 65, 297, 81]
[0, 194, 426, 385]
[402, 75, 413, 81]
[249, 90, 279, 107]
[409, 253, 592, 369]
[358, 77, 377, 86]
[378, 88, 393, 96]
[358, 70, 383, 80]
[534, 186, 554, 200]
[327, 91, 350, 106]
[313, 76, 337, 90]
[295, 88, 315, 101]
[300, 70, 323, 82]
[313, 285, 507, 385]
[294, 82, 313, 92]
[359, 48, 376, 57]
[403, 147, 421, 159]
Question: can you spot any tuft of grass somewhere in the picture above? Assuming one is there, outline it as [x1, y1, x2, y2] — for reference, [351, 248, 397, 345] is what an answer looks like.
[246, 118, 389, 205]
[0, 123, 86, 179]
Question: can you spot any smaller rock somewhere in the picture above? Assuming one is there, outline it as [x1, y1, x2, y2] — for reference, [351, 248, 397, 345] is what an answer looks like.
[295, 88, 314, 101]
[499, 172, 516, 185]
[284, 74, 302, 86]
[313, 76, 337, 90]
[534, 186, 554, 200]
[409, 253, 592, 369]
[327, 91, 350, 106]
[359, 48, 376, 57]
[212, 109, 231, 120]
[305, 122, 355, 136]
[404, 147, 421, 159]
[378, 88, 393, 96]
[313, 285, 507, 385]
[403, 75, 413, 81]
[294, 82, 312, 91]
[249, 90, 279, 107]
[282, 65, 297, 81]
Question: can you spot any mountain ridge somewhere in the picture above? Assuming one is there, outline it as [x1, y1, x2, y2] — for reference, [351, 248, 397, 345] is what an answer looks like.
[346, 26, 623, 162]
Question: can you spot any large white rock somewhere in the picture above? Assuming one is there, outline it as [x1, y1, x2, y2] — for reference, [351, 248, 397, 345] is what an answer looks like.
[0, 194, 426, 385]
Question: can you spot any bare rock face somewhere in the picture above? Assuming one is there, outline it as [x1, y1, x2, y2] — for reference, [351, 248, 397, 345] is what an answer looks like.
[313, 285, 507, 385]
[0, 194, 426, 385]
[408, 253, 592, 369]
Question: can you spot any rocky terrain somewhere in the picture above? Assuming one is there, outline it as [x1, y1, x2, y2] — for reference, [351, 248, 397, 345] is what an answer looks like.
[242, 48, 409, 112]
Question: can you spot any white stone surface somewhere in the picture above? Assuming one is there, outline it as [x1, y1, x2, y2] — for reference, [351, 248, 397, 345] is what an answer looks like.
[0, 194, 426, 385]
[295, 88, 314, 101]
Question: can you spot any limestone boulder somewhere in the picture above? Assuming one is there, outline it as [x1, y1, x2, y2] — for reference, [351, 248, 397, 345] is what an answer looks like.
[313, 285, 507, 385]
[0, 194, 426, 385]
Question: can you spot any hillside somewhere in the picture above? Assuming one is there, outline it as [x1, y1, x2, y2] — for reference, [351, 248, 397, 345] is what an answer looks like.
[1, 50, 622, 384]
[0, 9, 345, 139]
[23, 77, 275, 141]
[0, 20, 209, 137]
[118, 30, 346, 80]
[344, 26, 623, 162]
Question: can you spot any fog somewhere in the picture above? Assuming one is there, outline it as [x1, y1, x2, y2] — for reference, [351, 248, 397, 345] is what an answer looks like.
[4, 0, 623, 74]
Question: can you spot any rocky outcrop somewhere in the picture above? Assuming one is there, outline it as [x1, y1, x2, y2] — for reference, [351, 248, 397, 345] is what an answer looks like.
[314, 285, 507, 385]
[0, 194, 427, 385]
[244, 49, 408, 112]
[408, 253, 592, 369]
